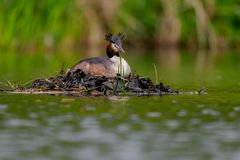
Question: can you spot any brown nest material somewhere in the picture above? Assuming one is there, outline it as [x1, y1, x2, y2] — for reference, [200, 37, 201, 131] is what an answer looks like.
[27, 69, 179, 96]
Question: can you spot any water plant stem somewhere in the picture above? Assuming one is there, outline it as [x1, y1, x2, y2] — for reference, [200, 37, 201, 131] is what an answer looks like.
[119, 54, 126, 95]
[153, 63, 159, 85]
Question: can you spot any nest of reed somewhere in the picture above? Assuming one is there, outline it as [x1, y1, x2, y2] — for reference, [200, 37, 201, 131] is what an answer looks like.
[29, 69, 179, 96]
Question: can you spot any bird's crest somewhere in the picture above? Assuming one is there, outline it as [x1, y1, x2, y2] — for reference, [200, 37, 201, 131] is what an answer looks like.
[105, 32, 124, 48]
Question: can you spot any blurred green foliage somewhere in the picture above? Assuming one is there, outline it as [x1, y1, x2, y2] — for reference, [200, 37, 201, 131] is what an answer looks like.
[0, 0, 240, 53]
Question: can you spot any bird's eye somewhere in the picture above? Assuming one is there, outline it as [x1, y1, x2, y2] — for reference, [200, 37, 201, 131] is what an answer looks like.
[114, 44, 119, 48]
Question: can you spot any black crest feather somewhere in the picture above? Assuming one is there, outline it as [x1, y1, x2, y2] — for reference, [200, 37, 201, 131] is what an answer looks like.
[105, 32, 124, 47]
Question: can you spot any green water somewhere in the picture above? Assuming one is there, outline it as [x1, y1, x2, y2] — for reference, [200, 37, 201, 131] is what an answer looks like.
[1, 50, 240, 160]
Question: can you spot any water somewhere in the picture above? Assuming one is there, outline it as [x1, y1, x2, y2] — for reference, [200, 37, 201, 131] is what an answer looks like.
[1, 50, 240, 160]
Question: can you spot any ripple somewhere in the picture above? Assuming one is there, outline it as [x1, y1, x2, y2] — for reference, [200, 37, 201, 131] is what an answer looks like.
[146, 112, 161, 118]
[228, 112, 236, 118]
[195, 104, 205, 108]
[61, 98, 75, 103]
[48, 102, 57, 106]
[129, 114, 139, 121]
[0, 104, 7, 112]
[202, 109, 220, 116]
[117, 124, 129, 132]
[5, 119, 38, 128]
[84, 105, 96, 111]
[189, 118, 201, 125]
[165, 120, 180, 129]
[171, 100, 177, 104]
[29, 112, 38, 119]
[234, 106, 240, 112]
[177, 110, 188, 117]
[100, 113, 113, 119]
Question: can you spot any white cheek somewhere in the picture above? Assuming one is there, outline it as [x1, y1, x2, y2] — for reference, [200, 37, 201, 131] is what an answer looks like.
[113, 47, 118, 52]
[111, 44, 119, 52]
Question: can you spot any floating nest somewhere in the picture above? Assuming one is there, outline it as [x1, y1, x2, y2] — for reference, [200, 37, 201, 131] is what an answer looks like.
[21, 69, 179, 96]
[1, 69, 207, 96]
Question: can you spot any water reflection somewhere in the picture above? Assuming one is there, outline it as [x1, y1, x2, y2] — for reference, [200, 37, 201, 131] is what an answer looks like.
[107, 96, 130, 102]
[195, 50, 217, 84]
[155, 47, 180, 72]
[152, 48, 220, 87]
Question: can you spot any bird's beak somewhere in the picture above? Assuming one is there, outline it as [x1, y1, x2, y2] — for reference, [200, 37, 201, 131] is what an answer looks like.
[120, 48, 125, 53]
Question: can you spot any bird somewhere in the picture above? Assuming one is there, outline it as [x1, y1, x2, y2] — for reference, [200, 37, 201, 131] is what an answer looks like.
[67, 32, 131, 78]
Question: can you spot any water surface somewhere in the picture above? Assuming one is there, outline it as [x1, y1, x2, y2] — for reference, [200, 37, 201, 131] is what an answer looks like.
[0, 50, 240, 160]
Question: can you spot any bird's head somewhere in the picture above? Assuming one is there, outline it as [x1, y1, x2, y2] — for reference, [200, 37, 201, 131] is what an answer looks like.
[105, 32, 125, 57]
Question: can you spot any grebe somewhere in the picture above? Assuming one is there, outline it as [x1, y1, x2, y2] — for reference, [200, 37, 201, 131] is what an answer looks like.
[67, 33, 131, 77]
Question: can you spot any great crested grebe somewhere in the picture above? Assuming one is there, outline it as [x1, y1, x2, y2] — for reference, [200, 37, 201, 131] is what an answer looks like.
[67, 33, 131, 77]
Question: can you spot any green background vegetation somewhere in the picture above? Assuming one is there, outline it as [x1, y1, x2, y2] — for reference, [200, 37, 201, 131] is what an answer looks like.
[0, 0, 240, 53]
